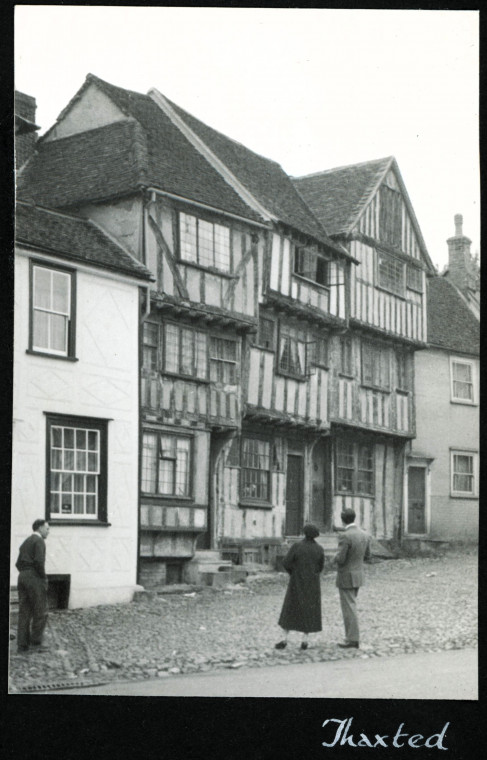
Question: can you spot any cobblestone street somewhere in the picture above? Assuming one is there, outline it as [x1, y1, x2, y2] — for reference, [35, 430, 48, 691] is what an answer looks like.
[9, 549, 477, 693]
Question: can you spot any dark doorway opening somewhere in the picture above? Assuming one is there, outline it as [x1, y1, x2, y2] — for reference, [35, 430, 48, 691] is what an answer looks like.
[47, 574, 70, 610]
[285, 454, 303, 535]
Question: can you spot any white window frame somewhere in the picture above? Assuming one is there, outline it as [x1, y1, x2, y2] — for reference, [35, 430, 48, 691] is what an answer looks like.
[450, 357, 477, 405]
[450, 450, 478, 498]
[31, 263, 74, 357]
[46, 414, 108, 523]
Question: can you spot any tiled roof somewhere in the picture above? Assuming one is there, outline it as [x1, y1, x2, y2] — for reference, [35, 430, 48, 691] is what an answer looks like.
[292, 157, 393, 235]
[166, 97, 341, 249]
[19, 74, 346, 254]
[17, 120, 148, 207]
[15, 202, 153, 281]
[427, 276, 479, 355]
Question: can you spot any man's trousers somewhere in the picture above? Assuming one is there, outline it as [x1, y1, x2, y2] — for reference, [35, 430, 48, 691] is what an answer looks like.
[17, 571, 48, 649]
[338, 586, 360, 644]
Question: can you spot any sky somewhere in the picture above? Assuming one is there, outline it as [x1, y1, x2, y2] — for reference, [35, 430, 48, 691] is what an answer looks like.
[15, 7, 479, 271]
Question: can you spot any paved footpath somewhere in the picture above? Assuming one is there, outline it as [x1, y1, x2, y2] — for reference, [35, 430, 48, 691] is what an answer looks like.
[39, 648, 477, 699]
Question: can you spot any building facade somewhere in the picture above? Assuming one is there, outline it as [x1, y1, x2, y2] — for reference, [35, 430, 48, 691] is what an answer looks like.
[407, 218, 480, 543]
[12, 199, 153, 606]
[17, 77, 442, 588]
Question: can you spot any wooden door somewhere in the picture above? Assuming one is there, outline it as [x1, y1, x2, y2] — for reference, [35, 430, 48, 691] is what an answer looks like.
[310, 438, 332, 531]
[408, 467, 426, 534]
[286, 455, 303, 535]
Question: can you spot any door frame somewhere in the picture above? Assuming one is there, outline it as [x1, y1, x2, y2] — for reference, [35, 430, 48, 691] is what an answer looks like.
[285, 452, 304, 536]
[404, 455, 433, 536]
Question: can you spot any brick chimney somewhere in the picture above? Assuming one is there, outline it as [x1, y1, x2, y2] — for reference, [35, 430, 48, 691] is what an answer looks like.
[446, 214, 474, 293]
[15, 91, 40, 170]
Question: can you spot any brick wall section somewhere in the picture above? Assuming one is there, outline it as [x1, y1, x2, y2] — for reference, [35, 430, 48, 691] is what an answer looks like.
[139, 560, 167, 589]
[15, 91, 38, 170]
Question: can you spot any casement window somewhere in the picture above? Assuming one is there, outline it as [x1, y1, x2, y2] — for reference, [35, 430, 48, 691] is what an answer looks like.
[450, 450, 478, 497]
[395, 350, 409, 391]
[336, 439, 375, 495]
[179, 211, 230, 271]
[30, 263, 75, 357]
[293, 246, 329, 287]
[407, 266, 423, 293]
[46, 414, 107, 522]
[340, 336, 353, 376]
[379, 184, 402, 247]
[142, 432, 191, 497]
[210, 337, 238, 383]
[143, 322, 159, 371]
[377, 252, 405, 296]
[257, 316, 275, 350]
[362, 340, 390, 390]
[278, 324, 307, 378]
[240, 437, 271, 503]
[450, 358, 476, 404]
[163, 323, 208, 379]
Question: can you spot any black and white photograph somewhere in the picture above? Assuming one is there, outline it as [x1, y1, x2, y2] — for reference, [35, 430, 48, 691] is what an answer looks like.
[8, 4, 480, 755]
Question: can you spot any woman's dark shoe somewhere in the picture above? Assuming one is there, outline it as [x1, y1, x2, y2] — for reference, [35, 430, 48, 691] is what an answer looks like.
[275, 641, 287, 649]
[300, 642, 308, 650]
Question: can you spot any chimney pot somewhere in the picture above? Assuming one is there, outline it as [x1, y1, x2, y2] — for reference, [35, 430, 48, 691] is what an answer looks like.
[454, 214, 463, 237]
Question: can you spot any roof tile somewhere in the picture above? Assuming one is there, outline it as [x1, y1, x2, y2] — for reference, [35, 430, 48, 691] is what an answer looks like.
[427, 276, 479, 355]
[16, 202, 153, 281]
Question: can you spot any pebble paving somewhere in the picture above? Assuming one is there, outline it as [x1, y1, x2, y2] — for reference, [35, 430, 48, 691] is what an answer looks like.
[8, 549, 477, 692]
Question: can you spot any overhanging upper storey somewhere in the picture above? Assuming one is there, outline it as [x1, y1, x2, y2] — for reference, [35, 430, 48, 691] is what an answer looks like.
[293, 157, 435, 345]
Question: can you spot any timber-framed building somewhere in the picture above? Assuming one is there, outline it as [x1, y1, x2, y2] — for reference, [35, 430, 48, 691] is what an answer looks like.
[18, 76, 437, 586]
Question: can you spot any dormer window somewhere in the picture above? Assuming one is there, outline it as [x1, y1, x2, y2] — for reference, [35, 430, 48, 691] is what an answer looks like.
[293, 246, 328, 287]
[179, 212, 230, 271]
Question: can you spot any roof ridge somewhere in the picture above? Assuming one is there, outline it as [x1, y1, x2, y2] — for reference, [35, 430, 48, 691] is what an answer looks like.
[149, 88, 275, 223]
[293, 156, 394, 181]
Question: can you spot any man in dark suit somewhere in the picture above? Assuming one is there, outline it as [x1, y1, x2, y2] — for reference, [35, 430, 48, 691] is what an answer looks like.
[15, 518, 50, 654]
[333, 508, 371, 649]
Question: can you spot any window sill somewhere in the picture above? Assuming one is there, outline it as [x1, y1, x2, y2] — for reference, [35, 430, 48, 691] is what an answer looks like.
[239, 501, 273, 510]
[140, 494, 194, 503]
[396, 388, 410, 395]
[49, 520, 111, 527]
[26, 349, 79, 362]
[375, 285, 406, 300]
[276, 369, 307, 383]
[360, 384, 391, 394]
[335, 491, 375, 499]
[450, 494, 478, 500]
[161, 372, 210, 384]
[338, 373, 354, 380]
[292, 274, 330, 292]
[178, 259, 237, 279]
[450, 399, 477, 406]
[253, 344, 276, 353]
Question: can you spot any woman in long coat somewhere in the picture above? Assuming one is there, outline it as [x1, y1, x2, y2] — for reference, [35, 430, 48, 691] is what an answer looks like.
[275, 523, 324, 650]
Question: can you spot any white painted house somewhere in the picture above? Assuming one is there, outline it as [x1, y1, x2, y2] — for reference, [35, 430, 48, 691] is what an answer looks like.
[12, 201, 153, 607]
[407, 218, 480, 543]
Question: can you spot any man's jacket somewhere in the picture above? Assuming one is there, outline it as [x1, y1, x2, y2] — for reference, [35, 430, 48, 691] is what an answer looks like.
[334, 525, 371, 589]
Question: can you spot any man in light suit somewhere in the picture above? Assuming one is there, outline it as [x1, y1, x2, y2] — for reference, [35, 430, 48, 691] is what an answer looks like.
[333, 507, 371, 649]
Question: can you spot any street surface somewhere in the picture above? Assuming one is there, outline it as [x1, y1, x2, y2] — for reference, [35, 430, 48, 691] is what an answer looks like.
[38, 648, 477, 699]
[9, 549, 477, 697]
